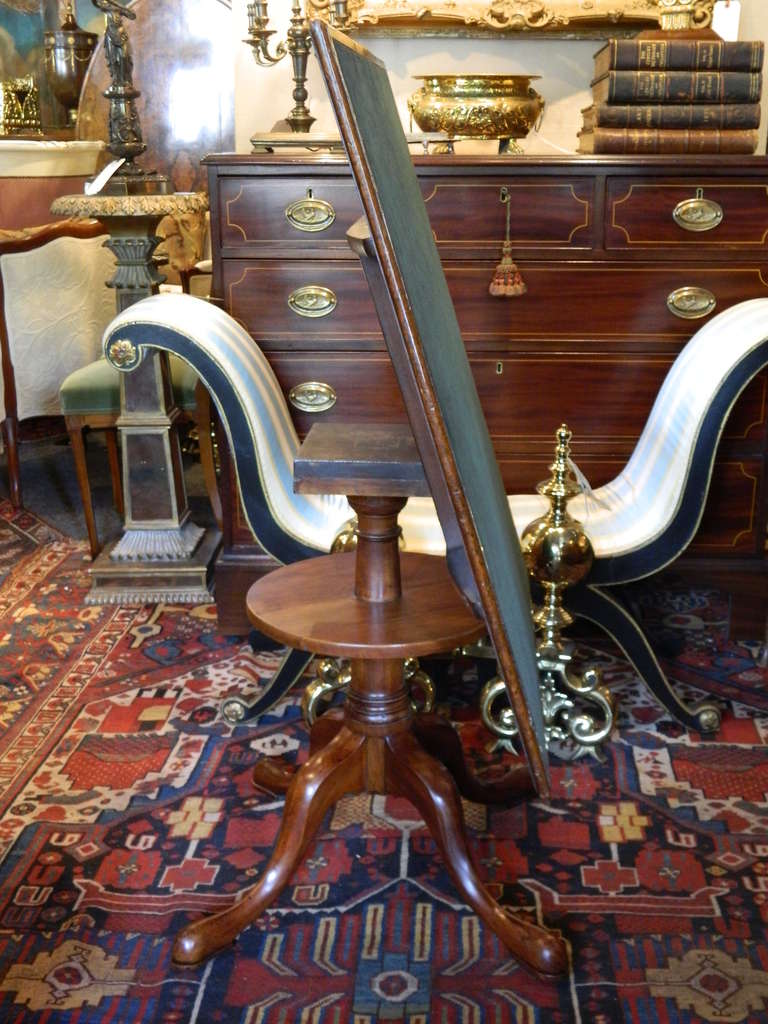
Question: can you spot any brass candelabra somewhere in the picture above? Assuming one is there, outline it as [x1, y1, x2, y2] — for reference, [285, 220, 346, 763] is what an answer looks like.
[245, 0, 350, 135]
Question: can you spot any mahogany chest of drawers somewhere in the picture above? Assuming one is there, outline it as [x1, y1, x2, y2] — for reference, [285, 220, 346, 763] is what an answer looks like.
[205, 154, 768, 633]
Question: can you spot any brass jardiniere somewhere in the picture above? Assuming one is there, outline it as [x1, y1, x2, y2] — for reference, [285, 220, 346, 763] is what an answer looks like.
[407, 74, 544, 141]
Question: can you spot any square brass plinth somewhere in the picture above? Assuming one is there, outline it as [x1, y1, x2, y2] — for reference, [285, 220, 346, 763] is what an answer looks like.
[86, 528, 221, 605]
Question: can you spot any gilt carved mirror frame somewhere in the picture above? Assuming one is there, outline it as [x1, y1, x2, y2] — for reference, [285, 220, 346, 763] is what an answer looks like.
[308, 0, 715, 37]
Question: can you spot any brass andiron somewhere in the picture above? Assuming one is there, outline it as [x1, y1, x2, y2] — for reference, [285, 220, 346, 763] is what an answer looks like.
[44, 2, 97, 128]
[0, 76, 42, 135]
[245, 1, 349, 137]
[480, 424, 615, 759]
[302, 657, 436, 725]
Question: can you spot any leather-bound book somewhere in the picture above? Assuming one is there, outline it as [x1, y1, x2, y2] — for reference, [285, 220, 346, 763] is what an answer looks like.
[577, 126, 759, 155]
[591, 70, 762, 104]
[581, 101, 761, 130]
[593, 39, 764, 76]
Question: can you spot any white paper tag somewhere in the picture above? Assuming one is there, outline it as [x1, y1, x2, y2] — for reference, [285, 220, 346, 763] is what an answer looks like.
[84, 157, 126, 196]
[712, 0, 741, 42]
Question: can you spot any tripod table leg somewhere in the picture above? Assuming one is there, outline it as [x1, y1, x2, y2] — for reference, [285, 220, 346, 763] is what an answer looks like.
[173, 724, 366, 966]
[385, 730, 567, 978]
[412, 712, 534, 805]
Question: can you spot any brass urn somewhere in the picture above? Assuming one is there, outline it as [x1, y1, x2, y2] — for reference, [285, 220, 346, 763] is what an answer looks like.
[407, 74, 544, 143]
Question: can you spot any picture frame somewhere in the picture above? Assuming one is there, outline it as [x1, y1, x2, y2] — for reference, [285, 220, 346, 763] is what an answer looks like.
[307, 0, 685, 37]
[309, 1, 717, 37]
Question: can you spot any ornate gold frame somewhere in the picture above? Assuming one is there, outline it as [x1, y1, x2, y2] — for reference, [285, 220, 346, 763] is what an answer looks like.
[307, 1, 712, 36]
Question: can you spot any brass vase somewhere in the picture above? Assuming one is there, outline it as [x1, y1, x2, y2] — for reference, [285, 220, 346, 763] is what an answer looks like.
[44, 2, 97, 127]
[407, 74, 544, 143]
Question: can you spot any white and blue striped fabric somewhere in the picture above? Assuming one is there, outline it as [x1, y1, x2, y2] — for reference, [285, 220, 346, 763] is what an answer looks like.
[104, 293, 768, 578]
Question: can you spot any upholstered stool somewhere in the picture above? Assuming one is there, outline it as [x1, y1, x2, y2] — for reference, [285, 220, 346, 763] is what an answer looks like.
[59, 354, 199, 558]
[103, 292, 768, 731]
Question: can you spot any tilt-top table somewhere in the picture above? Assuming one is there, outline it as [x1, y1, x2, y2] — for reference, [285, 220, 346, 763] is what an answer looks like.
[171, 422, 567, 978]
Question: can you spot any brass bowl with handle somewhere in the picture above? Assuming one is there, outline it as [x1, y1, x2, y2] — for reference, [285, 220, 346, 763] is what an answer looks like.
[407, 74, 544, 141]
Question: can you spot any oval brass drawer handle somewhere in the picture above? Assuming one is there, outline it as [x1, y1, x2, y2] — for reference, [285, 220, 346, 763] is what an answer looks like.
[666, 286, 717, 319]
[285, 193, 336, 233]
[287, 285, 337, 318]
[288, 381, 337, 413]
[672, 197, 724, 233]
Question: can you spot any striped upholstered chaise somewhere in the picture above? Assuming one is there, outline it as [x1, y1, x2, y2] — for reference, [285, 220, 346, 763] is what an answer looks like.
[103, 292, 768, 732]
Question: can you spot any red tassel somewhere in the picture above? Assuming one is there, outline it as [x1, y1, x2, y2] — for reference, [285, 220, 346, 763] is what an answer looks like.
[489, 241, 526, 297]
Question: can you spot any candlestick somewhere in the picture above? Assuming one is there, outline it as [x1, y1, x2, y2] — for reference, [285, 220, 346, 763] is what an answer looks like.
[244, 0, 350, 135]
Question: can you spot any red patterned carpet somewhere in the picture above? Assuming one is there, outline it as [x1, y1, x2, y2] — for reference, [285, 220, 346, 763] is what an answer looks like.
[0, 504, 767, 1023]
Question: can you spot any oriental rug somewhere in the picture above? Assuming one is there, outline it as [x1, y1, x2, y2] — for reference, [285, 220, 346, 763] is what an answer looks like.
[0, 522, 767, 1023]
[0, 499, 60, 585]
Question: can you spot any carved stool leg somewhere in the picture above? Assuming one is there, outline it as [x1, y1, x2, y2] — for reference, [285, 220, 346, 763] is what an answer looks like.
[385, 730, 567, 978]
[173, 724, 366, 966]
[412, 712, 533, 805]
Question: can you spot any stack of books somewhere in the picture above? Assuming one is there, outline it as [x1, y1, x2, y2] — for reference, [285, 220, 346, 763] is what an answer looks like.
[577, 38, 764, 154]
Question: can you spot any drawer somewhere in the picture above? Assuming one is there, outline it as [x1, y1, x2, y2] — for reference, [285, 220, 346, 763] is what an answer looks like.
[448, 264, 768, 344]
[216, 174, 595, 256]
[422, 178, 594, 252]
[226, 259, 768, 348]
[229, 447, 762, 552]
[217, 177, 363, 249]
[270, 351, 767, 475]
[223, 261, 382, 345]
[721, 369, 768, 448]
[605, 180, 768, 249]
[689, 458, 765, 555]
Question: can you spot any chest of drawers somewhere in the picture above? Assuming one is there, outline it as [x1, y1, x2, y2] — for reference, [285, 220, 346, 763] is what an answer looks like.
[205, 154, 768, 633]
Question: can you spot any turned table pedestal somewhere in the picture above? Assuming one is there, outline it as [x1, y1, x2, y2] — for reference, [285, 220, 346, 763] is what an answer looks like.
[172, 424, 567, 978]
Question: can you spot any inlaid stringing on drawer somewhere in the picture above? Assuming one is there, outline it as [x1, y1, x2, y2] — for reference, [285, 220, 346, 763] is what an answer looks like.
[606, 180, 768, 248]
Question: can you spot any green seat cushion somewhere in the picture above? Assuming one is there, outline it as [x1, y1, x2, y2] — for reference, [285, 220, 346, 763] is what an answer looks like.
[59, 355, 198, 415]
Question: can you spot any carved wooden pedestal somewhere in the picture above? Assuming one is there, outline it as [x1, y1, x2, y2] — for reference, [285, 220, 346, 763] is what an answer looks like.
[171, 427, 568, 978]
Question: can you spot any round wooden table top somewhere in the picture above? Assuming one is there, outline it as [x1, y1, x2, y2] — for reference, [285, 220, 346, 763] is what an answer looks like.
[246, 552, 485, 659]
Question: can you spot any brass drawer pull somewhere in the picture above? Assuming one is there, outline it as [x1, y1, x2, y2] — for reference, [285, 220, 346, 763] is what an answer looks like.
[285, 189, 336, 233]
[289, 381, 337, 413]
[666, 286, 716, 319]
[672, 195, 723, 233]
[287, 285, 337, 318]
